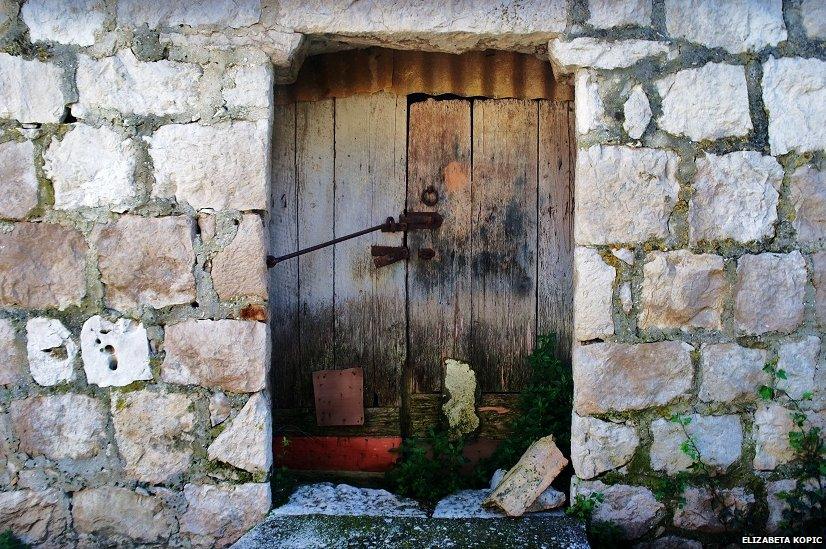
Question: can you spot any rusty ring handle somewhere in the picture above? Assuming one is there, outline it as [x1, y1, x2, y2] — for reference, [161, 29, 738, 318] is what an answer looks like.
[420, 185, 439, 206]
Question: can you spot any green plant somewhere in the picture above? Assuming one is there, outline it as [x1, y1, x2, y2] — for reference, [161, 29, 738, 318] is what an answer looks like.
[272, 436, 296, 507]
[566, 492, 604, 521]
[387, 426, 468, 503]
[0, 530, 26, 549]
[566, 492, 621, 547]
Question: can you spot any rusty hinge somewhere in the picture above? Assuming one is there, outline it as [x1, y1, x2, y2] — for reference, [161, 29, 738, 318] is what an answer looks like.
[371, 245, 409, 267]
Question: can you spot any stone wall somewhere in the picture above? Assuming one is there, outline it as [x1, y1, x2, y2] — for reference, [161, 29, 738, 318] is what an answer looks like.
[0, 0, 824, 546]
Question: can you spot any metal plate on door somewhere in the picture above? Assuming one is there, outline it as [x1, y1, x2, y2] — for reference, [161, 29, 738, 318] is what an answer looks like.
[312, 368, 365, 426]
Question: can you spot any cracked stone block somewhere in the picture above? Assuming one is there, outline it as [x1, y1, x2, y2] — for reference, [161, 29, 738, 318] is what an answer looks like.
[0, 52, 66, 123]
[571, 414, 638, 479]
[801, 0, 826, 39]
[573, 480, 664, 539]
[623, 85, 651, 139]
[111, 390, 195, 483]
[25, 317, 77, 386]
[10, 394, 105, 460]
[72, 486, 176, 543]
[549, 38, 670, 74]
[573, 247, 615, 340]
[734, 251, 806, 335]
[699, 343, 768, 403]
[207, 392, 272, 474]
[0, 318, 26, 386]
[80, 315, 151, 387]
[44, 124, 139, 211]
[763, 56, 826, 155]
[94, 215, 196, 311]
[180, 483, 270, 548]
[673, 487, 754, 533]
[212, 214, 268, 301]
[588, 0, 651, 28]
[656, 62, 752, 141]
[688, 151, 783, 244]
[442, 359, 479, 438]
[0, 489, 70, 546]
[0, 223, 87, 310]
[117, 0, 262, 29]
[649, 414, 742, 474]
[21, 0, 107, 46]
[161, 319, 267, 393]
[0, 140, 38, 219]
[209, 392, 231, 426]
[776, 335, 820, 401]
[789, 165, 826, 244]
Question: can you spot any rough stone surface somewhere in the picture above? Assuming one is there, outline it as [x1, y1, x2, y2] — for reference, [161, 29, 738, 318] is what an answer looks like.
[0, 318, 26, 385]
[751, 404, 821, 470]
[25, 317, 77, 386]
[814, 252, 826, 328]
[571, 414, 638, 479]
[776, 335, 821, 402]
[161, 319, 267, 393]
[0, 52, 66, 123]
[623, 85, 651, 139]
[575, 145, 679, 245]
[612, 248, 635, 265]
[664, 0, 786, 53]
[573, 247, 615, 340]
[95, 215, 196, 310]
[222, 63, 273, 112]
[649, 414, 743, 474]
[734, 252, 807, 335]
[44, 124, 139, 211]
[656, 63, 752, 141]
[111, 390, 195, 483]
[699, 343, 768, 403]
[80, 315, 151, 387]
[442, 359, 479, 437]
[117, 0, 262, 29]
[549, 38, 670, 74]
[619, 282, 633, 313]
[147, 121, 269, 211]
[688, 151, 783, 244]
[159, 30, 302, 70]
[639, 250, 726, 331]
[274, 483, 426, 518]
[0, 140, 38, 219]
[574, 480, 664, 539]
[574, 70, 605, 135]
[209, 392, 231, 426]
[207, 392, 272, 474]
[10, 394, 105, 459]
[766, 479, 795, 532]
[0, 223, 87, 309]
[789, 165, 826, 244]
[588, 0, 651, 29]
[672, 487, 754, 533]
[74, 50, 204, 118]
[72, 487, 175, 542]
[433, 489, 506, 518]
[762, 56, 826, 155]
[487, 470, 566, 512]
[212, 214, 268, 300]
[180, 483, 271, 548]
[21, 0, 107, 46]
[801, 0, 826, 40]
[0, 489, 70, 546]
[574, 341, 693, 414]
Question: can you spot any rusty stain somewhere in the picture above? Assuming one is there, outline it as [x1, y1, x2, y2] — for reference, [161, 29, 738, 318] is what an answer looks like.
[240, 304, 267, 321]
[313, 367, 365, 426]
[443, 161, 469, 193]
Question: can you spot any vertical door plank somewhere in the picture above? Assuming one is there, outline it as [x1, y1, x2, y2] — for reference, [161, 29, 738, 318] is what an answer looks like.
[407, 99, 472, 393]
[334, 92, 407, 408]
[270, 103, 300, 407]
[471, 99, 538, 392]
[538, 101, 575, 361]
[296, 99, 336, 407]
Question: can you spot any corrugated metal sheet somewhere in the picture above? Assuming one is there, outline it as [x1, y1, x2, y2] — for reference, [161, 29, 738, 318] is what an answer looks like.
[276, 47, 572, 104]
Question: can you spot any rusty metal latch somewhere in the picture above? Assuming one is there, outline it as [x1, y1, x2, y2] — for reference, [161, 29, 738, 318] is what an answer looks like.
[371, 245, 409, 267]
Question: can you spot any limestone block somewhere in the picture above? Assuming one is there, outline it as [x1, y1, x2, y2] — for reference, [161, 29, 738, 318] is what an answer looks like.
[752, 406, 825, 470]
[574, 341, 693, 415]
[117, 0, 261, 29]
[0, 319, 25, 385]
[222, 63, 273, 111]
[161, 319, 267, 393]
[699, 343, 768, 403]
[207, 392, 272, 473]
[80, 315, 151, 387]
[0, 140, 38, 219]
[664, 0, 785, 53]
[74, 50, 204, 118]
[649, 415, 742, 474]
[688, 151, 783, 244]
[21, 0, 107, 46]
[673, 487, 754, 533]
[25, 317, 77, 386]
[571, 414, 638, 479]
[111, 390, 195, 483]
[573, 247, 615, 340]
[734, 252, 806, 335]
[212, 214, 268, 300]
[574, 480, 663, 539]
[587, 0, 651, 28]
[483, 435, 567, 516]
[0, 1, 17, 30]
[656, 63, 752, 141]
[275, 482, 426, 517]
[10, 394, 105, 459]
[776, 336, 820, 401]
[763, 56, 826, 155]
[442, 359, 479, 437]
[574, 70, 605, 135]
[0, 489, 70, 546]
[0, 223, 87, 309]
[814, 252, 826, 328]
[209, 392, 231, 426]
[180, 483, 271, 548]
[160, 30, 303, 70]
[639, 250, 726, 330]
[94, 215, 196, 310]
[0, 53, 66, 123]
[801, 0, 826, 40]
[612, 248, 634, 265]
[44, 124, 139, 211]
[789, 165, 826, 244]
[72, 487, 175, 542]
[623, 85, 651, 139]
[147, 120, 269, 211]
[575, 145, 678, 245]
[549, 38, 670, 74]
[766, 479, 795, 532]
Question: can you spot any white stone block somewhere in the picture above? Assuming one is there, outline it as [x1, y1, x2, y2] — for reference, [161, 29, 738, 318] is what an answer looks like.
[650, 414, 743, 474]
[0, 53, 66, 124]
[549, 37, 670, 74]
[573, 480, 664, 539]
[588, 0, 651, 29]
[25, 318, 77, 386]
[574, 70, 605, 135]
[623, 85, 651, 139]
[789, 165, 826, 244]
[699, 343, 768, 403]
[207, 392, 272, 474]
[80, 315, 151, 387]
[0, 140, 38, 219]
[801, 0, 826, 40]
[763, 56, 826, 155]
[776, 335, 820, 401]
[223, 63, 273, 112]
[573, 247, 615, 340]
[571, 414, 638, 479]
[117, 0, 261, 29]
[22, 0, 107, 46]
[734, 252, 807, 335]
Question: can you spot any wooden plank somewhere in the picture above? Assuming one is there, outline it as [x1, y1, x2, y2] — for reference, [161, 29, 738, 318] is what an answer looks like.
[295, 99, 336, 407]
[270, 103, 300, 408]
[470, 99, 539, 392]
[538, 101, 575, 362]
[407, 393, 519, 438]
[274, 407, 400, 437]
[407, 99, 473, 394]
[333, 93, 406, 409]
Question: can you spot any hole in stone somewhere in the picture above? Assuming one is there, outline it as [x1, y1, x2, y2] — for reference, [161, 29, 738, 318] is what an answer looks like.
[191, 301, 199, 308]
[95, 338, 101, 344]
[62, 106, 78, 123]
[100, 329, 111, 334]
[233, 219, 240, 226]
[44, 346, 68, 360]
[103, 344, 115, 353]
[108, 356, 118, 371]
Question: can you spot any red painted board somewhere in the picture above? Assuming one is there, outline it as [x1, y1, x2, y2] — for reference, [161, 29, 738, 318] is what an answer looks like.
[275, 436, 402, 472]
